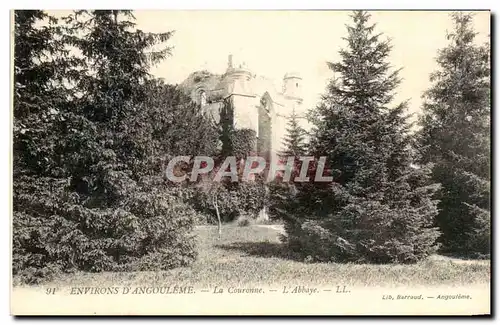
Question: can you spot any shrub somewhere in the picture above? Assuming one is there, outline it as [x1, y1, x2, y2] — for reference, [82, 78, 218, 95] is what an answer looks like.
[13, 177, 197, 283]
[192, 180, 267, 223]
[236, 214, 254, 227]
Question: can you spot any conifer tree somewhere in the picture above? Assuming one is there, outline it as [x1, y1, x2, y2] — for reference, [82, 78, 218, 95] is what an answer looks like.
[13, 10, 216, 282]
[12, 10, 83, 282]
[56, 10, 204, 272]
[13, 10, 73, 177]
[418, 13, 490, 256]
[281, 108, 307, 157]
[283, 11, 441, 263]
[269, 109, 307, 222]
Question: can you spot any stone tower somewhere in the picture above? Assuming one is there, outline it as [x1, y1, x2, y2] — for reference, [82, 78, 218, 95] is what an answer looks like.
[179, 54, 305, 160]
[283, 72, 303, 101]
[223, 54, 257, 134]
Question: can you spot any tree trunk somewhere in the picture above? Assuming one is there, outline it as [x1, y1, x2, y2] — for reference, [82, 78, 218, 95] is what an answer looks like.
[213, 194, 222, 241]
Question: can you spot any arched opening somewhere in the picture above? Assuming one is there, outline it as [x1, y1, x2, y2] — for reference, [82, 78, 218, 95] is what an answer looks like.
[258, 93, 272, 159]
[199, 90, 207, 107]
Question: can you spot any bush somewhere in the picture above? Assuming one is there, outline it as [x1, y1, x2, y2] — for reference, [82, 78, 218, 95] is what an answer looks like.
[283, 189, 440, 264]
[192, 180, 267, 224]
[13, 177, 197, 283]
[464, 204, 490, 258]
[280, 164, 442, 264]
[267, 180, 295, 222]
[236, 214, 254, 227]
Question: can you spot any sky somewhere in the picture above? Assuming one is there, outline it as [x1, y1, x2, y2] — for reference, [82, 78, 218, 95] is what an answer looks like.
[128, 10, 490, 120]
[46, 10, 490, 120]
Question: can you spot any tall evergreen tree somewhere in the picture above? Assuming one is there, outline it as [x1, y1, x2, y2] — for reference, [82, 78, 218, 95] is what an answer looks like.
[281, 108, 307, 157]
[269, 109, 307, 222]
[283, 11, 440, 263]
[13, 10, 217, 283]
[418, 13, 490, 256]
[54, 10, 203, 271]
[12, 10, 83, 283]
[13, 10, 73, 177]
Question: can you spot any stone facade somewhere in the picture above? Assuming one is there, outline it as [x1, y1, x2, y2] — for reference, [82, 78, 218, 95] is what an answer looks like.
[180, 55, 303, 161]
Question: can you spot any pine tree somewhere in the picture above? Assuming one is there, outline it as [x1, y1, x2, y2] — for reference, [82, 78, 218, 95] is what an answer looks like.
[12, 10, 83, 283]
[282, 11, 440, 263]
[418, 13, 490, 256]
[269, 109, 307, 222]
[56, 10, 202, 272]
[13, 10, 73, 177]
[13, 10, 218, 282]
[281, 108, 307, 157]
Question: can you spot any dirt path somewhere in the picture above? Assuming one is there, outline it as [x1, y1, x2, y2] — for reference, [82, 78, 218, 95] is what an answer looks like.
[427, 254, 490, 265]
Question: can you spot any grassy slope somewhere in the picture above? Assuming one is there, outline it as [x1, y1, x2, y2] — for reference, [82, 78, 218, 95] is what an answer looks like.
[23, 225, 490, 288]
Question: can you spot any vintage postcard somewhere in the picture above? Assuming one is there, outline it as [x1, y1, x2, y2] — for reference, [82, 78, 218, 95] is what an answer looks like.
[10, 9, 491, 316]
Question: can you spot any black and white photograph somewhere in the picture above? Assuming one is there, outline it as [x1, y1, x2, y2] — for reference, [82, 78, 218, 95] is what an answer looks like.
[10, 9, 491, 316]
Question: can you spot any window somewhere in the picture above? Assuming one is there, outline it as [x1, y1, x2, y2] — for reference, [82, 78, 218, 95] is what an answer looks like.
[261, 96, 270, 114]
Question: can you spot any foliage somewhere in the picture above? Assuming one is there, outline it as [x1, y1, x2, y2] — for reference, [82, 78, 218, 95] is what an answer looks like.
[418, 13, 491, 256]
[13, 10, 75, 283]
[281, 11, 441, 264]
[193, 177, 267, 223]
[12, 10, 217, 283]
[19, 225, 490, 288]
[281, 108, 307, 157]
[236, 214, 254, 227]
[13, 10, 75, 178]
[192, 96, 266, 224]
[219, 97, 257, 159]
[13, 177, 198, 284]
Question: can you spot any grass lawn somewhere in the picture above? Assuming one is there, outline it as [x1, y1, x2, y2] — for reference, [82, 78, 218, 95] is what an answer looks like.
[18, 225, 490, 288]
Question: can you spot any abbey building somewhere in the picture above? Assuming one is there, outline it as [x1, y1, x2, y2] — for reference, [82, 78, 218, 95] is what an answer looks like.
[180, 54, 303, 159]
